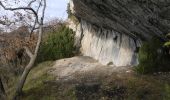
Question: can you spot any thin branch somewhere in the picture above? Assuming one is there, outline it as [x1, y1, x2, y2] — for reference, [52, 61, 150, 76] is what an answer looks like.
[29, 0, 43, 37]
[36, 0, 43, 13]
[29, 19, 37, 37]
[0, 1, 40, 24]
[24, 10, 34, 15]
[27, 0, 36, 7]
[34, 0, 46, 54]
[41, 0, 46, 24]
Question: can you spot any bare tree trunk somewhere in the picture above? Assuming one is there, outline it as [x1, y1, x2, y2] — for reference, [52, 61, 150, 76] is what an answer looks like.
[0, 1, 46, 99]
[0, 77, 6, 100]
[13, 25, 43, 100]
[15, 57, 36, 93]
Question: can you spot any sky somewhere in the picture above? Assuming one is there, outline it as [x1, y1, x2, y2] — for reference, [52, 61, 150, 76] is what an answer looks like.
[45, 0, 69, 20]
[0, 0, 69, 21]
[0, 0, 69, 31]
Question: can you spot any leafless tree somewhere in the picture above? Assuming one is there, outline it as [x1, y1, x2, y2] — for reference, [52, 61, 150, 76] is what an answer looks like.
[0, 0, 46, 99]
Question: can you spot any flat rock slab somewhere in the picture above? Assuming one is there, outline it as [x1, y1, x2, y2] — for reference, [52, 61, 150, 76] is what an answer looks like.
[50, 56, 132, 82]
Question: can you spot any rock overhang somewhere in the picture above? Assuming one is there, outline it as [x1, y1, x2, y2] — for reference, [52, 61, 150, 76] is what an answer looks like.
[70, 0, 170, 40]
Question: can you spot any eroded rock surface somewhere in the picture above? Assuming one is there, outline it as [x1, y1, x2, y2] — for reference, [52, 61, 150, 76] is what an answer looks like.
[71, 0, 170, 40]
[75, 20, 141, 66]
[68, 0, 170, 66]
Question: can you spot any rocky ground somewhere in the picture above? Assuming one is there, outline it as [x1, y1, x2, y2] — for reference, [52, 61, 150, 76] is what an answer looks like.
[18, 56, 170, 100]
[50, 56, 133, 82]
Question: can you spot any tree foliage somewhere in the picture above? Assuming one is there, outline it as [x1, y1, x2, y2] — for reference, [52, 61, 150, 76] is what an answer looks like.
[37, 25, 75, 62]
[136, 38, 170, 74]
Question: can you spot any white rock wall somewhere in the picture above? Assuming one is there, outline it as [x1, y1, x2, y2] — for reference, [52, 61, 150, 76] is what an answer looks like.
[73, 20, 141, 66]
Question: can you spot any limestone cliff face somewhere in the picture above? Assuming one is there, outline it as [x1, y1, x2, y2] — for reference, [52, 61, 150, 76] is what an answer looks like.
[72, 20, 141, 66]
[68, 0, 169, 66]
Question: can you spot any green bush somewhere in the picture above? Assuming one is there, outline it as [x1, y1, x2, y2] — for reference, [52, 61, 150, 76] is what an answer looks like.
[37, 25, 75, 63]
[135, 38, 170, 74]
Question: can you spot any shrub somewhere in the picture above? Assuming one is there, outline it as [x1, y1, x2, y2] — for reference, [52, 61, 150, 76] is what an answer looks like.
[37, 25, 75, 63]
[135, 37, 170, 74]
